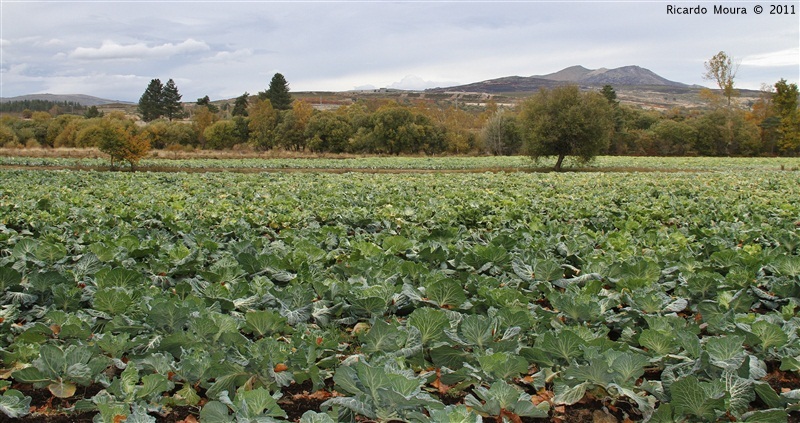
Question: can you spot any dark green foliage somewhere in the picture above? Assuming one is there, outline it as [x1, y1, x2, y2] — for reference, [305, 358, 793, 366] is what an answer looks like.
[601, 84, 618, 105]
[482, 111, 522, 155]
[162, 79, 184, 121]
[350, 106, 445, 154]
[196, 95, 219, 114]
[0, 100, 85, 114]
[693, 109, 760, 156]
[773, 79, 799, 117]
[648, 119, 696, 156]
[519, 85, 614, 170]
[259, 73, 293, 110]
[137, 78, 183, 122]
[1, 166, 798, 421]
[203, 120, 240, 150]
[137, 79, 164, 122]
[83, 105, 103, 119]
[305, 112, 353, 153]
[231, 92, 250, 117]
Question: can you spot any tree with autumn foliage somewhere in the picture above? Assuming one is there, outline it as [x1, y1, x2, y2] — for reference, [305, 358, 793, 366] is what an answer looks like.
[703, 51, 739, 108]
[773, 79, 800, 154]
[746, 84, 779, 155]
[277, 100, 314, 151]
[97, 118, 151, 170]
[248, 99, 279, 150]
[192, 106, 219, 148]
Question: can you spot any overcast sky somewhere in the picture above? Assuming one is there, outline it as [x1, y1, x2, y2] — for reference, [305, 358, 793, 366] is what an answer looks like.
[1, 1, 798, 102]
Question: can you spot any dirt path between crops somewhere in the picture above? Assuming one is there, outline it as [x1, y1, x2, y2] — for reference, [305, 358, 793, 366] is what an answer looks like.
[0, 164, 708, 174]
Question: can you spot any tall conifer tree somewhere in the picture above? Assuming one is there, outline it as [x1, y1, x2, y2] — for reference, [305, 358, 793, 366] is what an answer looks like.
[138, 79, 164, 122]
[259, 73, 293, 110]
[162, 79, 184, 121]
[232, 92, 250, 117]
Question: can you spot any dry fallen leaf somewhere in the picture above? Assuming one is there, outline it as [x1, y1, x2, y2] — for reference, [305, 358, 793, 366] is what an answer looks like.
[592, 409, 619, 423]
[431, 368, 451, 395]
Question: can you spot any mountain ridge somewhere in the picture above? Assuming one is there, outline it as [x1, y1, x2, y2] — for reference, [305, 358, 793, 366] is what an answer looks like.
[429, 65, 688, 93]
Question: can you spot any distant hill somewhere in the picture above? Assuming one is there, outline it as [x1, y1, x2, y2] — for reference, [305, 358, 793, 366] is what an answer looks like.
[0, 94, 132, 106]
[430, 65, 687, 93]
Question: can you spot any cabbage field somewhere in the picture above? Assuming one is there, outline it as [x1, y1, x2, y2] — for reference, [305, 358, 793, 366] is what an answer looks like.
[1, 158, 799, 422]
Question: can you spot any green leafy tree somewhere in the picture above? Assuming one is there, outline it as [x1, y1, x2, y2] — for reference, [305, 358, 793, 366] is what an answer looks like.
[204, 120, 240, 150]
[693, 109, 760, 156]
[162, 79, 184, 121]
[259, 73, 293, 110]
[231, 92, 250, 117]
[703, 51, 739, 108]
[482, 110, 522, 155]
[305, 112, 353, 153]
[143, 120, 197, 149]
[74, 119, 106, 147]
[28, 112, 51, 146]
[351, 105, 445, 154]
[138, 79, 164, 122]
[649, 119, 696, 156]
[519, 85, 614, 171]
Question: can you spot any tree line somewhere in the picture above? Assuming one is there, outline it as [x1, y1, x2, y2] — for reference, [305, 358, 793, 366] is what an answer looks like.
[1, 67, 798, 169]
[0, 100, 87, 114]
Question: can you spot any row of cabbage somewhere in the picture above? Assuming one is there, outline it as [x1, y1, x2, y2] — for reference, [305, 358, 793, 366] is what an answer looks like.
[1, 167, 799, 422]
[1, 154, 799, 171]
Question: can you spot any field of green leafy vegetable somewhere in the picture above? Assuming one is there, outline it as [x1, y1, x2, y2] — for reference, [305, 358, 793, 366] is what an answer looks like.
[1, 154, 799, 172]
[1, 164, 799, 422]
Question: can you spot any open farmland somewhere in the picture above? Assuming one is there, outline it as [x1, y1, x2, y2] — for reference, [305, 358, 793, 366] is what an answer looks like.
[1, 159, 799, 422]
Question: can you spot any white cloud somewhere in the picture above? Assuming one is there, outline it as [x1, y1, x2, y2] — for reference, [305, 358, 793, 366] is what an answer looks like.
[741, 48, 800, 67]
[201, 48, 254, 63]
[1, 1, 796, 99]
[69, 38, 210, 60]
[41, 39, 64, 47]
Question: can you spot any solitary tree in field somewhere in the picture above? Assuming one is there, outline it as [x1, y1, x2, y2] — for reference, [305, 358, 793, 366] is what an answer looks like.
[138, 79, 164, 122]
[703, 51, 739, 108]
[97, 120, 151, 170]
[519, 85, 614, 171]
[259, 73, 293, 110]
